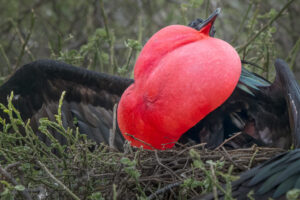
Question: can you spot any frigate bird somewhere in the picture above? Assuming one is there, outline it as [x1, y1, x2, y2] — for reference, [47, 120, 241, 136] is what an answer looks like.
[0, 9, 295, 151]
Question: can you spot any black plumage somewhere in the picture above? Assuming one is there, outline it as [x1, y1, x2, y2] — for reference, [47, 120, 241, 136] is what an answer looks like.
[194, 59, 300, 200]
[0, 59, 133, 150]
[183, 59, 292, 149]
[198, 149, 300, 200]
[184, 13, 294, 149]
[0, 58, 296, 151]
[0, 58, 298, 200]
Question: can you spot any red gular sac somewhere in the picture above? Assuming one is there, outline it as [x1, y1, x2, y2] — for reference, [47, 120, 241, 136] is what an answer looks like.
[117, 8, 242, 150]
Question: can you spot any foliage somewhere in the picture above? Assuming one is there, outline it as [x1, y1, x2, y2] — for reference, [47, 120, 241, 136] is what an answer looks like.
[0, 0, 299, 79]
[0, 0, 299, 199]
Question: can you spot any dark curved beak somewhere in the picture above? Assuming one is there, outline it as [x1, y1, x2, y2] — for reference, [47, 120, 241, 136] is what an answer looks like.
[194, 8, 221, 36]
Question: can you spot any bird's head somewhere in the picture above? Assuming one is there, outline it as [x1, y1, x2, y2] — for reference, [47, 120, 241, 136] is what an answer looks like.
[117, 8, 241, 150]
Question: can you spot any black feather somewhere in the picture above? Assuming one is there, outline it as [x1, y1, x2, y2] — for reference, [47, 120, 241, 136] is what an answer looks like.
[0, 60, 132, 150]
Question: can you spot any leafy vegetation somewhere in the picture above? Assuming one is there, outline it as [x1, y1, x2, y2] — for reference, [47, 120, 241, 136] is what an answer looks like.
[0, 0, 299, 79]
[0, 0, 299, 199]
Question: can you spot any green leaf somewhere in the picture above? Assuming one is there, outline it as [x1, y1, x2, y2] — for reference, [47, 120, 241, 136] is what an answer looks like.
[287, 189, 300, 200]
[14, 185, 25, 191]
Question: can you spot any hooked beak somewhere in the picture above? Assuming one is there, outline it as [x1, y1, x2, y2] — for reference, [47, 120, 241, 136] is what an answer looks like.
[193, 8, 221, 36]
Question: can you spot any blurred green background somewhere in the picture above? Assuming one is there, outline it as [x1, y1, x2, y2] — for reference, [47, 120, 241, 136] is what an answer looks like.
[0, 0, 299, 80]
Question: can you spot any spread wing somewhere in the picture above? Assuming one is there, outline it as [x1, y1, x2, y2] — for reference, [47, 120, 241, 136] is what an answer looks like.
[0, 59, 133, 151]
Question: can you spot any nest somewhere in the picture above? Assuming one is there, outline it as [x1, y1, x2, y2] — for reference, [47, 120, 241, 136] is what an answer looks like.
[0, 138, 286, 199]
[106, 144, 285, 199]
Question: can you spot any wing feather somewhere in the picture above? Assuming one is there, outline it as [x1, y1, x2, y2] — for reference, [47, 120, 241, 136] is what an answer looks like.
[0, 59, 133, 151]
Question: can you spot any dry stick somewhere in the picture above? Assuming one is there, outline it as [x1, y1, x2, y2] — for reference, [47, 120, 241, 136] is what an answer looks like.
[147, 181, 182, 200]
[216, 132, 243, 150]
[176, 143, 207, 156]
[236, 0, 296, 53]
[36, 161, 80, 200]
[109, 103, 118, 149]
[154, 150, 183, 181]
[125, 133, 155, 150]
[4, 162, 21, 171]
[220, 146, 248, 171]
[0, 164, 33, 200]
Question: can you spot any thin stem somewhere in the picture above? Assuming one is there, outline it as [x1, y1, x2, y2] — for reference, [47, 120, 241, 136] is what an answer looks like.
[109, 103, 118, 149]
[0, 44, 12, 72]
[231, 3, 252, 44]
[14, 10, 36, 68]
[0, 164, 33, 200]
[99, 0, 115, 73]
[237, 0, 296, 53]
[287, 36, 300, 71]
[205, 0, 210, 18]
[37, 160, 80, 200]
[99, 0, 110, 42]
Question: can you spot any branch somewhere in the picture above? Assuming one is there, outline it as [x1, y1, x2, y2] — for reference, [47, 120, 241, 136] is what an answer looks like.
[236, 0, 296, 52]
[36, 160, 80, 200]
[0, 164, 32, 200]
[109, 103, 118, 149]
[147, 181, 182, 200]
[14, 10, 36, 69]
[154, 150, 183, 181]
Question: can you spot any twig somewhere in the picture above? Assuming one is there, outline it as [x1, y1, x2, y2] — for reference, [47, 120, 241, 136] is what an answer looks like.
[4, 162, 21, 171]
[216, 132, 243, 150]
[231, 3, 253, 44]
[154, 150, 183, 181]
[236, 0, 296, 52]
[209, 163, 218, 200]
[14, 10, 36, 68]
[205, 0, 210, 18]
[36, 160, 80, 200]
[0, 44, 12, 71]
[220, 146, 248, 171]
[98, 0, 110, 42]
[98, 0, 115, 73]
[113, 184, 117, 200]
[248, 148, 259, 168]
[241, 60, 264, 70]
[0, 164, 32, 200]
[124, 133, 155, 150]
[109, 103, 118, 149]
[147, 181, 182, 200]
[287, 36, 300, 71]
[176, 143, 207, 156]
